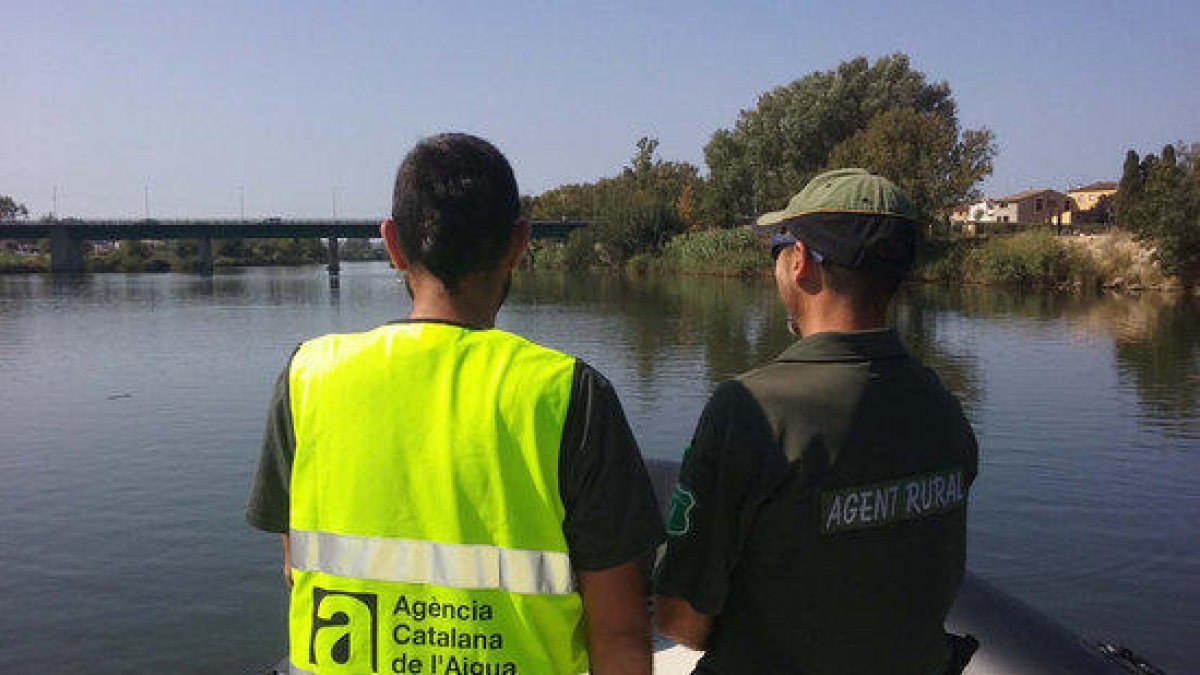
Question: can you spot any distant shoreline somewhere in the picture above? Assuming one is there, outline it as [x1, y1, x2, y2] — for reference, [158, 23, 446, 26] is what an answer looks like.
[0, 240, 386, 275]
[531, 229, 1197, 294]
[4, 232, 1194, 295]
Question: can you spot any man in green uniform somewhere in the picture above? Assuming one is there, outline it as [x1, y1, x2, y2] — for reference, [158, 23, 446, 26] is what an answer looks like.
[655, 169, 978, 674]
[247, 133, 664, 675]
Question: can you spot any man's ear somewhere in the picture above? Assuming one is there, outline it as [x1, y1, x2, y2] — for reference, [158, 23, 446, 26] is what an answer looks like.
[792, 240, 820, 288]
[380, 219, 410, 271]
[505, 219, 531, 271]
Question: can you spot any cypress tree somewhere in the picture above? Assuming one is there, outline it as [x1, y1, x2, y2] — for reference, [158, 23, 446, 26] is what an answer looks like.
[1116, 149, 1142, 226]
[1120, 145, 1200, 277]
[1162, 144, 1177, 169]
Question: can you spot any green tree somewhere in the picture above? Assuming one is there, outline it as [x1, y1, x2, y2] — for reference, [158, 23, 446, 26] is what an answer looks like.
[1117, 144, 1200, 278]
[698, 129, 752, 227]
[702, 53, 994, 228]
[340, 238, 384, 261]
[1, 195, 30, 220]
[1116, 149, 1145, 220]
[826, 108, 995, 229]
[530, 137, 701, 266]
[519, 195, 537, 219]
[529, 183, 598, 220]
[215, 238, 250, 260]
[629, 137, 659, 180]
[1085, 193, 1116, 226]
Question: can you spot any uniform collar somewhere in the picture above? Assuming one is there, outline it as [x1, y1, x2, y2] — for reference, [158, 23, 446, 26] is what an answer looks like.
[776, 328, 908, 363]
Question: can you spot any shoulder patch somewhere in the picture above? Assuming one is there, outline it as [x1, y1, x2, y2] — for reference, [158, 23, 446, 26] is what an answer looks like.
[666, 484, 697, 536]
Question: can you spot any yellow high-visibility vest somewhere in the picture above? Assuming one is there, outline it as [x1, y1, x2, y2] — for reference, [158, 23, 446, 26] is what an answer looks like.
[286, 322, 586, 675]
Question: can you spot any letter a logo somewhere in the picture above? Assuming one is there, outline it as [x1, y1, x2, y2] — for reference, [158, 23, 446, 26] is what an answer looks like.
[310, 588, 379, 672]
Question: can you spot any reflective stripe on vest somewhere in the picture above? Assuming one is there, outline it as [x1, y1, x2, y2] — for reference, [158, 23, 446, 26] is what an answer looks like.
[286, 323, 587, 675]
[290, 529, 576, 595]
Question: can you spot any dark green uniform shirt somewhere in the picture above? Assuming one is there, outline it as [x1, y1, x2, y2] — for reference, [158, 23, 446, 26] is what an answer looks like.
[246, 322, 665, 573]
[656, 329, 978, 675]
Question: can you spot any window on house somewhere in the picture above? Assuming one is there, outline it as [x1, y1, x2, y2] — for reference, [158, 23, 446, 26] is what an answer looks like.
[1035, 198, 1044, 211]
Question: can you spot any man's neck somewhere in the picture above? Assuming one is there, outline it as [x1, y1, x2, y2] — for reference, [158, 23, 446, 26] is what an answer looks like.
[798, 299, 887, 336]
[406, 275, 501, 329]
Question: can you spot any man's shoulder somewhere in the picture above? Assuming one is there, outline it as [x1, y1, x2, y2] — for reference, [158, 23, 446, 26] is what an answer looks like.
[289, 326, 391, 375]
[484, 331, 581, 389]
[494, 329, 577, 362]
[733, 359, 793, 389]
[295, 324, 398, 353]
[731, 358, 835, 410]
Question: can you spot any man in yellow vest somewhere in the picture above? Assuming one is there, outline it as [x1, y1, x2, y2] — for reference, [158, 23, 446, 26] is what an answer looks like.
[247, 133, 665, 675]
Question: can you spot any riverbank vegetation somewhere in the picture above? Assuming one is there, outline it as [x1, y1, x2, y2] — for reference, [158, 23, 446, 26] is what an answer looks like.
[577, 225, 1176, 293]
[1116, 143, 1200, 284]
[647, 228, 764, 276]
[0, 233, 383, 273]
[914, 231, 1096, 288]
[0, 249, 46, 273]
[86, 238, 328, 272]
[0, 238, 330, 273]
[524, 54, 1194, 291]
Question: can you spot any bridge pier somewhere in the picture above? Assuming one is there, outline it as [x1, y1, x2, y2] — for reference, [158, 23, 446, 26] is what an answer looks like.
[326, 236, 340, 275]
[197, 238, 213, 274]
[49, 223, 85, 272]
[326, 236, 340, 289]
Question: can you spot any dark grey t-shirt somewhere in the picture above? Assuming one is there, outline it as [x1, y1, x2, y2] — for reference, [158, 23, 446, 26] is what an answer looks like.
[246, 339, 664, 573]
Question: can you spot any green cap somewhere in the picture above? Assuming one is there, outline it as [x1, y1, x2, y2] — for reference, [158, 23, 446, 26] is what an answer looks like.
[757, 168, 917, 225]
[757, 168, 918, 274]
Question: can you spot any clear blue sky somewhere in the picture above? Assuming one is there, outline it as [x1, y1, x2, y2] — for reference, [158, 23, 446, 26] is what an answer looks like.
[3, 0, 1198, 218]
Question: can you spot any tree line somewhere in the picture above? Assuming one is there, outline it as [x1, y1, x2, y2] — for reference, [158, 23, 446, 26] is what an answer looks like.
[525, 53, 997, 267]
[1116, 143, 1200, 280]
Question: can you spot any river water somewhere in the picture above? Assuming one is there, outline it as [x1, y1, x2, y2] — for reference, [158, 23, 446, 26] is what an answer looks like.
[0, 262, 1197, 674]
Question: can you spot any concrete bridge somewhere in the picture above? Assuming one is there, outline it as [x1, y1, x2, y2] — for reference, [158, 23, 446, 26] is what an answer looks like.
[0, 218, 588, 273]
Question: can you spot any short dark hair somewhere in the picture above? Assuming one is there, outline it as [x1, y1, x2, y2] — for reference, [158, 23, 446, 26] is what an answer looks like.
[391, 133, 520, 292]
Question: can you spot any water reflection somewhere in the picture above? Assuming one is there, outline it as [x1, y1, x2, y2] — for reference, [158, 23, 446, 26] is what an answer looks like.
[905, 283, 1200, 441]
[1105, 296, 1200, 439]
[615, 274, 792, 383]
[4, 269, 1195, 442]
[893, 286, 985, 412]
[514, 272, 793, 384]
